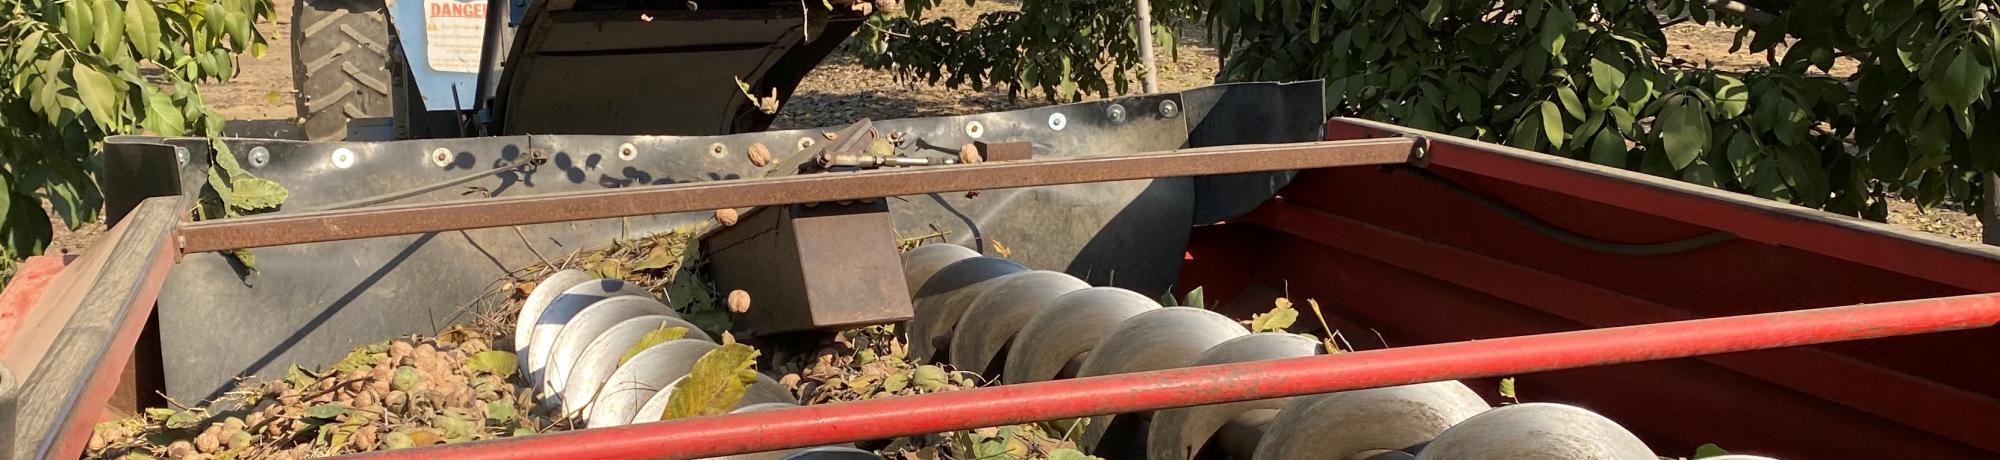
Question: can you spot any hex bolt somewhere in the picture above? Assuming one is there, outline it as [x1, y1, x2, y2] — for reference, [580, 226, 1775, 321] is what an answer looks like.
[1106, 104, 1128, 124]
[618, 143, 638, 161]
[708, 143, 729, 159]
[797, 137, 817, 151]
[965, 121, 986, 139]
[1159, 100, 1181, 118]
[175, 146, 190, 167]
[747, 142, 773, 167]
[1047, 112, 1068, 131]
[431, 148, 453, 167]
[248, 146, 271, 167]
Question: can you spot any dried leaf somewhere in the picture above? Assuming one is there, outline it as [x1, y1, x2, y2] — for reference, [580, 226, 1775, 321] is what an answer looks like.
[303, 403, 349, 420]
[467, 351, 518, 378]
[1250, 297, 1298, 332]
[883, 372, 910, 393]
[664, 343, 761, 420]
[989, 239, 1012, 258]
[619, 326, 689, 365]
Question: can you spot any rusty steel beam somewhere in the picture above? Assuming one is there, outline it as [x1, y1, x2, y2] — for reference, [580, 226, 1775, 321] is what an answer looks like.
[174, 138, 1417, 254]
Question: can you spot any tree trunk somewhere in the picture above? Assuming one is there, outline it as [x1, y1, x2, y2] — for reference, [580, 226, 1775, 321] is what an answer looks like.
[1984, 171, 1998, 246]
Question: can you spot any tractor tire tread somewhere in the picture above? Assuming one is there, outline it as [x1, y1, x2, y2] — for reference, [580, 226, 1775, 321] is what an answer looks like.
[292, 0, 392, 141]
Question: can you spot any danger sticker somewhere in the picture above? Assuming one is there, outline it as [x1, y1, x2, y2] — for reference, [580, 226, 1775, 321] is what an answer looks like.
[424, 0, 487, 73]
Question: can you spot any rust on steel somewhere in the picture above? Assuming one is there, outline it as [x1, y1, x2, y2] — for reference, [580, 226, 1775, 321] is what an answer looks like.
[175, 138, 1417, 254]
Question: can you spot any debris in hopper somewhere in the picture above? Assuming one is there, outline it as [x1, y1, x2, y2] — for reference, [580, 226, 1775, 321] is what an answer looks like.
[88, 331, 539, 459]
[714, 208, 740, 227]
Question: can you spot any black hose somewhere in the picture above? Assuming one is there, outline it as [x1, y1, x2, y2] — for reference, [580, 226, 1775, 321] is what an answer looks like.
[1394, 166, 1738, 256]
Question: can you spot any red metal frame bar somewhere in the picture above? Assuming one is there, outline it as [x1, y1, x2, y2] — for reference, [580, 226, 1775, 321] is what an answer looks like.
[173, 138, 1416, 254]
[1326, 118, 2000, 293]
[4, 197, 182, 460]
[344, 293, 2000, 460]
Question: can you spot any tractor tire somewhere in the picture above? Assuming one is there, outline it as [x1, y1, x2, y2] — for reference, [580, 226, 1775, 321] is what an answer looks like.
[291, 0, 393, 141]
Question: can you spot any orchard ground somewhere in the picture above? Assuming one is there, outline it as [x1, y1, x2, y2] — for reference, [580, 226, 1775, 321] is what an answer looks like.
[40, 3, 1983, 255]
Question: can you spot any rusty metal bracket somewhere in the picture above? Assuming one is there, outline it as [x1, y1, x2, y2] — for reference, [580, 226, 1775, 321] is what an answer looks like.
[704, 201, 912, 335]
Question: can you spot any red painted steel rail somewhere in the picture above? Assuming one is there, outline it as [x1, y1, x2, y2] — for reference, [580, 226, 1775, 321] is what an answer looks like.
[345, 293, 2000, 460]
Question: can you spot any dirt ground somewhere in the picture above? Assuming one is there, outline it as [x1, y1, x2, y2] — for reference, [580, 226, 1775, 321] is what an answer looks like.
[41, 9, 1983, 256]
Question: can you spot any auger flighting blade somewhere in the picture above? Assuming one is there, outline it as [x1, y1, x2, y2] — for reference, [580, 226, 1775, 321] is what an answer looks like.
[1001, 287, 1161, 384]
[1251, 381, 1490, 460]
[581, 339, 719, 425]
[1412, 403, 1653, 460]
[906, 256, 1028, 363]
[901, 244, 982, 298]
[947, 271, 1090, 375]
[629, 373, 796, 426]
[515, 270, 596, 388]
[526, 279, 653, 398]
[544, 296, 680, 403]
[554, 315, 710, 414]
[1076, 307, 1250, 453]
[1146, 333, 1323, 460]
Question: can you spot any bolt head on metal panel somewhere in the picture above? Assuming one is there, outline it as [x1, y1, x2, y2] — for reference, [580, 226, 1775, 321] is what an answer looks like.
[1159, 100, 1181, 118]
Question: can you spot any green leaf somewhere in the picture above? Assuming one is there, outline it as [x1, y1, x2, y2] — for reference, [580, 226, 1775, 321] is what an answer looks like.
[1157, 290, 1177, 307]
[1536, 6, 1573, 57]
[94, 0, 126, 56]
[1251, 297, 1298, 332]
[1555, 86, 1585, 120]
[285, 364, 316, 389]
[1419, 0, 1444, 24]
[303, 403, 349, 419]
[1498, 377, 1518, 400]
[165, 409, 204, 428]
[1539, 100, 1565, 149]
[1693, 443, 1731, 458]
[1183, 286, 1205, 309]
[126, 0, 163, 60]
[64, 0, 96, 52]
[140, 88, 186, 135]
[1657, 96, 1710, 170]
[619, 325, 689, 365]
[1589, 128, 1627, 167]
[70, 65, 120, 128]
[486, 399, 516, 423]
[14, 30, 45, 65]
[467, 351, 518, 378]
[1713, 75, 1748, 118]
[665, 343, 761, 420]
[1935, 49, 1991, 110]
[223, 177, 288, 210]
[1608, 106, 1636, 136]
[1589, 57, 1625, 100]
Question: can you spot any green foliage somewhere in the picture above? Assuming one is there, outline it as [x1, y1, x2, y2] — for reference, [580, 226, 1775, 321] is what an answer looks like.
[855, 0, 1201, 101]
[862, 0, 2000, 220]
[1, 0, 274, 263]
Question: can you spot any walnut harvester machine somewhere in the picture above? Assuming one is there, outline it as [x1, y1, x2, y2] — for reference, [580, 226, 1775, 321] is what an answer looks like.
[3, 83, 2000, 460]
